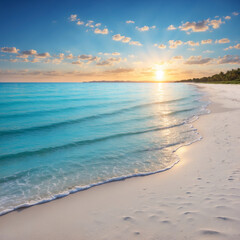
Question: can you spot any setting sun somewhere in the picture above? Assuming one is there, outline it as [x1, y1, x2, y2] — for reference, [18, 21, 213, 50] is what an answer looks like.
[155, 69, 164, 81]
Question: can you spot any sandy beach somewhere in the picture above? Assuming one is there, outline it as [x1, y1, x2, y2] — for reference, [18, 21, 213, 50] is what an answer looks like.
[0, 83, 239, 240]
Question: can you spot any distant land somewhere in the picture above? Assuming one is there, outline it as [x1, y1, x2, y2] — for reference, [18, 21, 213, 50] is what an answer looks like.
[85, 68, 240, 84]
[84, 80, 171, 83]
[179, 68, 240, 84]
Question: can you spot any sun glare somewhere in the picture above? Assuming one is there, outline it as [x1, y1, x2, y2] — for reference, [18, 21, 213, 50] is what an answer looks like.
[155, 69, 164, 81]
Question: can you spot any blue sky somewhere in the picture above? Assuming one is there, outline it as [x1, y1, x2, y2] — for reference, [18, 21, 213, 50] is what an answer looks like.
[0, 0, 240, 81]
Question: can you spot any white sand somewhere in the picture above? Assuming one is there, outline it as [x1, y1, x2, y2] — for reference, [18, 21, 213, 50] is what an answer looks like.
[0, 83, 240, 240]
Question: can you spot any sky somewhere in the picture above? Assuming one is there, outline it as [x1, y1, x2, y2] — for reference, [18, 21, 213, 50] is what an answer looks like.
[0, 0, 240, 82]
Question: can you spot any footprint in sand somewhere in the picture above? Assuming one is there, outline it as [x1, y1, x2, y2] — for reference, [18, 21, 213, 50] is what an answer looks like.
[183, 211, 198, 216]
[204, 197, 211, 201]
[123, 216, 134, 222]
[215, 205, 229, 210]
[199, 229, 221, 236]
[228, 176, 234, 181]
[216, 216, 234, 221]
[161, 220, 170, 224]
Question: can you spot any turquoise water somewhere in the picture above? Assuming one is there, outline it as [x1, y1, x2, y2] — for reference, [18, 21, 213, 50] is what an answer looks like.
[0, 83, 207, 215]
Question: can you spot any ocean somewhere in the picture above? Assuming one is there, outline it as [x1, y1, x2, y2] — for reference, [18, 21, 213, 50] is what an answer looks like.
[0, 83, 208, 215]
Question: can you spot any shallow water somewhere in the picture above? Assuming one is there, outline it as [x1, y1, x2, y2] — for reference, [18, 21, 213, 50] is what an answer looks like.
[0, 83, 208, 215]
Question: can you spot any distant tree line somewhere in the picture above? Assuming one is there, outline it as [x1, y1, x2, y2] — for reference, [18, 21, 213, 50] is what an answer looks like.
[179, 68, 240, 84]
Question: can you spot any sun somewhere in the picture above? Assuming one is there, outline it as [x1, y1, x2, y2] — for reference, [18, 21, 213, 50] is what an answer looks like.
[155, 69, 164, 81]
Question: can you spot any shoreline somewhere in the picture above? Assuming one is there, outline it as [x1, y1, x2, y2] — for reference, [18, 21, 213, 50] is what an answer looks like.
[0, 83, 240, 239]
[0, 83, 207, 217]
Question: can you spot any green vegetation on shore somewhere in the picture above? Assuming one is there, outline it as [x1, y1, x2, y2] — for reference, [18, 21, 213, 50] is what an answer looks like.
[179, 68, 240, 84]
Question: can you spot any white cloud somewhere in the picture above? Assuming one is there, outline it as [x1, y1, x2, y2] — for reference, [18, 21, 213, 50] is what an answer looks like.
[136, 26, 149, 32]
[224, 16, 231, 20]
[78, 54, 100, 63]
[218, 55, 240, 64]
[178, 18, 225, 33]
[96, 57, 122, 66]
[185, 56, 213, 65]
[76, 21, 84, 25]
[66, 54, 74, 59]
[154, 43, 166, 49]
[69, 15, 106, 30]
[102, 52, 121, 56]
[126, 20, 135, 24]
[112, 34, 141, 46]
[16, 49, 37, 58]
[107, 57, 122, 62]
[36, 52, 51, 58]
[85, 20, 94, 28]
[232, 12, 239, 16]
[179, 20, 209, 32]
[88, 56, 101, 63]
[122, 37, 131, 43]
[129, 41, 142, 46]
[169, 40, 183, 48]
[78, 54, 94, 60]
[203, 50, 214, 53]
[155, 39, 214, 49]
[1, 47, 19, 54]
[96, 60, 111, 66]
[58, 53, 64, 59]
[209, 19, 224, 29]
[21, 49, 37, 55]
[156, 38, 214, 49]
[224, 43, 240, 50]
[215, 38, 230, 44]
[201, 39, 212, 44]
[112, 34, 125, 41]
[185, 41, 199, 46]
[172, 56, 183, 60]
[17, 54, 29, 59]
[167, 25, 176, 30]
[94, 28, 109, 34]
[233, 43, 240, 49]
[112, 52, 121, 56]
[69, 14, 78, 22]
[72, 60, 83, 65]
